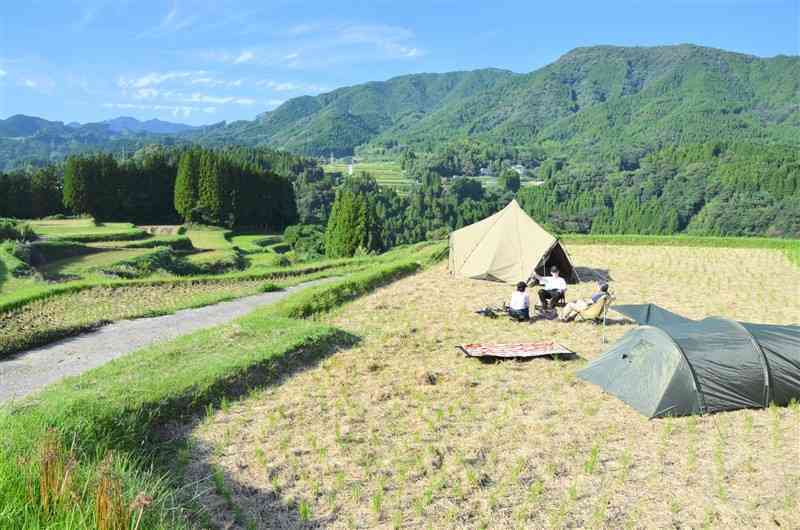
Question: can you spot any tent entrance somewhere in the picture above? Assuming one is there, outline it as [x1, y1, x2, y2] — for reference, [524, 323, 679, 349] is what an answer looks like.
[534, 242, 579, 284]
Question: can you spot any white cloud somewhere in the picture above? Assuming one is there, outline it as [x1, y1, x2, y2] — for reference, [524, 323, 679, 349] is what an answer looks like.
[337, 24, 426, 59]
[119, 71, 206, 89]
[287, 23, 320, 36]
[181, 93, 258, 105]
[160, 6, 195, 31]
[0, 69, 6, 78]
[133, 88, 160, 99]
[138, 6, 197, 38]
[102, 102, 196, 118]
[257, 80, 329, 93]
[188, 76, 243, 88]
[24, 79, 38, 88]
[233, 50, 256, 64]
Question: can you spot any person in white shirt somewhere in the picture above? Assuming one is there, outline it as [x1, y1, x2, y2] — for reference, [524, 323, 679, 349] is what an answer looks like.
[508, 281, 530, 321]
[532, 265, 567, 311]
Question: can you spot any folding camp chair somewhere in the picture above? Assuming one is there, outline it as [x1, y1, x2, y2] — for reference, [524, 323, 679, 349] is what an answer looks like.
[575, 293, 616, 343]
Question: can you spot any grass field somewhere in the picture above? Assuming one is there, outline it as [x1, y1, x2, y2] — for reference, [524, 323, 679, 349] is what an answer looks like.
[187, 245, 800, 529]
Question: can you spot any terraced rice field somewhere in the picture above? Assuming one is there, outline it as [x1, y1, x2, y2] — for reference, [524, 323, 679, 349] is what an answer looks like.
[28, 219, 145, 240]
[187, 245, 800, 529]
[38, 249, 153, 278]
[324, 162, 413, 193]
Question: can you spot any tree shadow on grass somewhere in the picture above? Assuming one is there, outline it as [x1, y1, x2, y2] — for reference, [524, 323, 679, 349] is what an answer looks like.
[141, 328, 362, 529]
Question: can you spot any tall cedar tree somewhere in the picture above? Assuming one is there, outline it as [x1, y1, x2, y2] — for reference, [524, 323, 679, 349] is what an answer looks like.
[197, 150, 224, 224]
[174, 149, 200, 221]
[324, 188, 382, 257]
[63, 156, 93, 217]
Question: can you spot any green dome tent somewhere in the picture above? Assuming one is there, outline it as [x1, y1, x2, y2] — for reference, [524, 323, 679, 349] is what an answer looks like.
[577, 304, 800, 418]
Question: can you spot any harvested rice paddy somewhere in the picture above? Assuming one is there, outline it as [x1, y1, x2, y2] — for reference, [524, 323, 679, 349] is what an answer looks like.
[187, 245, 800, 529]
[38, 248, 153, 277]
[0, 279, 268, 357]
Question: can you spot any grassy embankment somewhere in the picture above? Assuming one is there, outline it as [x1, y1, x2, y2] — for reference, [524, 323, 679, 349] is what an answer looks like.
[0, 242, 446, 530]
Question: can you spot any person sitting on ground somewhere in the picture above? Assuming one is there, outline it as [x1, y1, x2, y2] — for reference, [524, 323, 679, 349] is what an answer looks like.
[508, 281, 530, 321]
[532, 266, 567, 311]
[561, 282, 609, 322]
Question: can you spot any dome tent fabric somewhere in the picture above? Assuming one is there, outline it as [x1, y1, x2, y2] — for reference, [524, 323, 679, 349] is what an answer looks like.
[448, 200, 578, 284]
[578, 304, 800, 418]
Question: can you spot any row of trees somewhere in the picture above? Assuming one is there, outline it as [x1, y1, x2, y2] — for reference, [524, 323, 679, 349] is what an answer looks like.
[322, 172, 513, 258]
[173, 148, 296, 227]
[0, 167, 63, 220]
[1, 145, 300, 230]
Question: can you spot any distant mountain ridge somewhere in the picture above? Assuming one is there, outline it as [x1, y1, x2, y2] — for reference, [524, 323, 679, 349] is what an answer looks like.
[0, 115, 194, 137]
[102, 117, 195, 134]
[1, 44, 798, 169]
[0, 115, 196, 170]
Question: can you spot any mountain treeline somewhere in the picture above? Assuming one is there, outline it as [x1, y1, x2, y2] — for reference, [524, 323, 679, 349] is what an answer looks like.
[1, 145, 300, 230]
[516, 141, 800, 237]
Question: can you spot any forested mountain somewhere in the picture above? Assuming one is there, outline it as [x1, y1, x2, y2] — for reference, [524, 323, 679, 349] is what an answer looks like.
[2, 44, 797, 169]
[185, 68, 516, 156]
[387, 45, 799, 161]
[188, 44, 798, 159]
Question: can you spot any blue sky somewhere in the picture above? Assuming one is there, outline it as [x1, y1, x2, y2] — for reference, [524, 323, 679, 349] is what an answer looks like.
[1, 0, 798, 126]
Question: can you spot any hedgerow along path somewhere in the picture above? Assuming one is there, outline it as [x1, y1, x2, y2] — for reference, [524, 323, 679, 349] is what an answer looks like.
[0, 278, 334, 403]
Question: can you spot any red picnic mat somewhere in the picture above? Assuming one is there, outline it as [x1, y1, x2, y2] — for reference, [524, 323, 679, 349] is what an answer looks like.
[458, 341, 574, 358]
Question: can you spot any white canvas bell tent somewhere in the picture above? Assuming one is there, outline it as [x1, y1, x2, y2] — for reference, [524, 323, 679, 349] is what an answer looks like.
[448, 200, 579, 284]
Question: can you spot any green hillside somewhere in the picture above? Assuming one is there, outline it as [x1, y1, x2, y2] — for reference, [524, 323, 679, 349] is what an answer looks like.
[189, 44, 799, 159]
[377, 45, 800, 158]
[186, 68, 517, 156]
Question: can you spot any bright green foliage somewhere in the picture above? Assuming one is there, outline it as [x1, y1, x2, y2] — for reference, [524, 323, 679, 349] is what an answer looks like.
[197, 150, 224, 224]
[284, 224, 326, 259]
[62, 155, 93, 217]
[325, 177, 384, 258]
[174, 148, 200, 219]
[498, 169, 521, 193]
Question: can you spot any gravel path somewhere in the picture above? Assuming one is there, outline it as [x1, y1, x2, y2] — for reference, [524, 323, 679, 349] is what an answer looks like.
[0, 279, 332, 404]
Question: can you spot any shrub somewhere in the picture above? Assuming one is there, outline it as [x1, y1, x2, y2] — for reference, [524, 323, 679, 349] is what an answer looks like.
[0, 219, 38, 242]
[101, 247, 182, 278]
[284, 224, 326, 259]
[0, 241, 36, 277]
